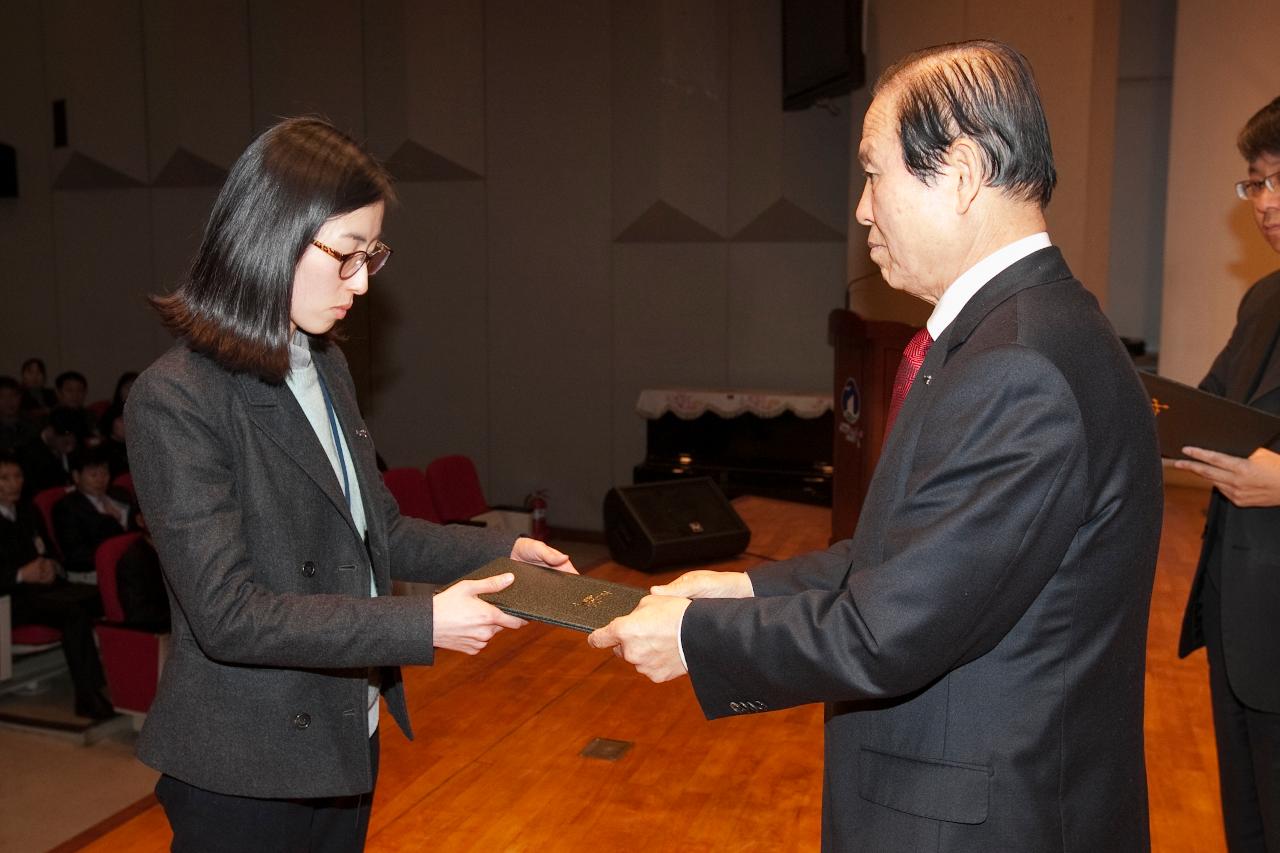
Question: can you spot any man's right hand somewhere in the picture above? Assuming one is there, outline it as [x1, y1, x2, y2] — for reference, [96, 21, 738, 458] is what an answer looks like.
[650, 569, 753, 599]
[16, 557, 56, 585]
[431, 573, 527, 654]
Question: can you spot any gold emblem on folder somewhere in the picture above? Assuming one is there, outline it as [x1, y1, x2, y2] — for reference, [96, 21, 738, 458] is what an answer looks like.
[1151, 397, 1169, 416]
[575, 590, 614, 609]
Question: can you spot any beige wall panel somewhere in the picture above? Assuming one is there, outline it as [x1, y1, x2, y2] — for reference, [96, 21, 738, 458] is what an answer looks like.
[50, 191, 157, 399]
[612, 0, 728, 238]
[362, 183, 489, 470]
[485, 0, 612, 529]
[865, 0, 963, 74]
[611, 0, 663, 234]
[966, 0, 1119, 304]
[1105, 0, 1174, 349]
[657, 0, 729, 236]
[728, 0, 783, 234]
[249, 0, 365, 137]
[43, 0, 149, 182]
[611, 245, 730, 484]
[407, 0, 485, 175]
[0, 0, 58, 371]
[362, 0, 409, 156]
[363, 0, 486, 173]
[728, 244, 846, 391]
[783, 96, 852, 235]
[147, 188, 220, 360]
[1160, 0, 1280, 384]
[1107, 78, 1171, 345]
[143, 0, 252, 173]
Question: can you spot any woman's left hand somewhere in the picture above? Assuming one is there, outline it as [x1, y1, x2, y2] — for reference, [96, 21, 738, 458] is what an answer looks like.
[511, 538, 578, 574]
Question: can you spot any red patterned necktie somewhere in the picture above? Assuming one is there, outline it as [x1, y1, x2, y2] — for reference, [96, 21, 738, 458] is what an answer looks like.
[884, 327, 934, 441]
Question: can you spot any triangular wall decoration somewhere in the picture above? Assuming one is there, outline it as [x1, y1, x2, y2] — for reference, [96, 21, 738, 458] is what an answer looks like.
[385, 139, 483, 182]
[615, 199, 724, 243]
[53, 152, 146, 190]
[732, 197, 845, 243]
[152, 147, 228, 187]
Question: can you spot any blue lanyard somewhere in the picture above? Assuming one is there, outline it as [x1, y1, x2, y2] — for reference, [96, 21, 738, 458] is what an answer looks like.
[316, 372, 352, 510]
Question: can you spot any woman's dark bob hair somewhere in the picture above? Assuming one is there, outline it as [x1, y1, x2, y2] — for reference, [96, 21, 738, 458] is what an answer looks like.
[152, 117, 395, 383]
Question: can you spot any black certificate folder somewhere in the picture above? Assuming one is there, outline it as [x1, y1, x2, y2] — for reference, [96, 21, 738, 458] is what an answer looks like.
[452, 558, 647, 633]
[1139, 372, 1280, 459]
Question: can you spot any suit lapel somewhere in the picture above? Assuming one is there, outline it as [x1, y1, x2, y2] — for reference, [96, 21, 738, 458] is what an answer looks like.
[1242, 283, 1280, 405]
[312, 346, 380, 525]
[885, 247, 1075, 454]
[236, 368, 357, 536]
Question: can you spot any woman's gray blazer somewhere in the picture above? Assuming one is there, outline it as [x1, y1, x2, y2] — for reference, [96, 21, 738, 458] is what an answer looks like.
[125, 340, 514, 799]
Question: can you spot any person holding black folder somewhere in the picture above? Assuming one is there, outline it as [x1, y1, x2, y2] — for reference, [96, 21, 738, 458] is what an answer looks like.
[592, 41, 1163, 852]
[127, 117, 574, 853]
[1173, 96, 1280, 853]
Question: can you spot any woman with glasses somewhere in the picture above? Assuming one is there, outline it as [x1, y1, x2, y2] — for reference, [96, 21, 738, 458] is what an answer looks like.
[126, 117, 574, 852]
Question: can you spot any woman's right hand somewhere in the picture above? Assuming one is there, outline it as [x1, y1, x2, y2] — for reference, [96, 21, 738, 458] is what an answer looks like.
[431, 573, 527, 654]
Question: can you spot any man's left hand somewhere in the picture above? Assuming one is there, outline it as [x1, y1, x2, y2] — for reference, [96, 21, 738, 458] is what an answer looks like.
[1175, 446, 1280, 507]
[510, 538, 578, 573]
[588, 594, 691, 683]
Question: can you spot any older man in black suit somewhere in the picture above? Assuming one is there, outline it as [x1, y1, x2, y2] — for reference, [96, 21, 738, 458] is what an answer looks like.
[1174, 95, 1280, 853]
[592, 40, 1163, 852]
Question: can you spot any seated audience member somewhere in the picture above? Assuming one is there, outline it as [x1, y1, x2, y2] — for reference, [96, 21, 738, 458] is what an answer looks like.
[97, 371, 138, 478]
[18, 357, 57, 423]
[115, 519, 170, 628]
[0, 376, 38, 452]
[0, 450, 113, 720]
[55, 371, 97, 441]
[100, 409, 129, 479]
[53, 445, 136, 579]
[16, 407, 79, 501]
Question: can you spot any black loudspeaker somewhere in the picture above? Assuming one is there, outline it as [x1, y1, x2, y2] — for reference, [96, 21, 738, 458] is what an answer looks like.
[603, 477, 751, 572]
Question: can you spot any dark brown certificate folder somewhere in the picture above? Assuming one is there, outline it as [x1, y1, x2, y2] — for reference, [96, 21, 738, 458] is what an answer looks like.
[451, 558, 647, 633]
[1139, 372, 1280, 459]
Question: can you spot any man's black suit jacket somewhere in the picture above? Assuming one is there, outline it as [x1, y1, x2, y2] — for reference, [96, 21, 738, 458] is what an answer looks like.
[1178, 269, 1280, 712]
[52, 489, 133, 577]
[682, 248, 1163, 852]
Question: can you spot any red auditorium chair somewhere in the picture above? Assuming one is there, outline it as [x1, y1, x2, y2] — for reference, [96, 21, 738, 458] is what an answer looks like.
[3, 623, 63, 691]
[111, 471, 135, 503]
[93, 532, 168, 717]
[424, 455, 490, 523]
[382, 467, 441, 523]
[32, 485, 71, 559]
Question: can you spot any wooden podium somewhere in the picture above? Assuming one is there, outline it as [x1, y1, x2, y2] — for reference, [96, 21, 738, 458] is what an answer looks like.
[827, 309, 918, 542]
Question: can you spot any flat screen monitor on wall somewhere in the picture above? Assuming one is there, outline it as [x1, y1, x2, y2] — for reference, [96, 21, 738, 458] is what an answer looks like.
[782, 0, 866, 111]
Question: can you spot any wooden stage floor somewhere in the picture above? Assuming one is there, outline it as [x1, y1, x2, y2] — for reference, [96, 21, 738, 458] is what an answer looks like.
[70, 487, 1225, 852]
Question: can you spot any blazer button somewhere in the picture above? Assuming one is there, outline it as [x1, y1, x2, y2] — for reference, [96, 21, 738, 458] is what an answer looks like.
[293, 712, 311, 730]
[301, 561, 316, 578]
[729, 702, 743, 713]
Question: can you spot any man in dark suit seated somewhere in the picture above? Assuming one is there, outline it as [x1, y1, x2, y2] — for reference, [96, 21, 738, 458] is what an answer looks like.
[0, 450, 113, 720]
[592, 40, 1163, 852]
[17, 357, 57, 424]
[16, 407, 79, 501]
[0, 376, 38, 453]
[53, 371, 97, 444]
[52, 445, 136, 581]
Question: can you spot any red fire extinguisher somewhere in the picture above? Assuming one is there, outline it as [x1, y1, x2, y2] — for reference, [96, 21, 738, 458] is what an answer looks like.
[526, 490, 548, 541]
